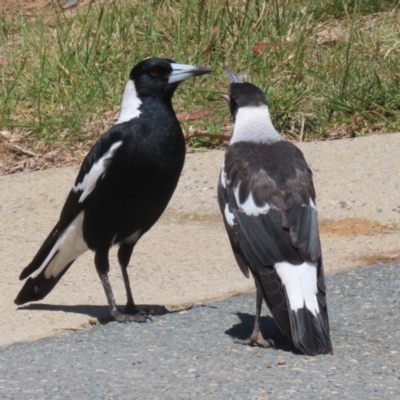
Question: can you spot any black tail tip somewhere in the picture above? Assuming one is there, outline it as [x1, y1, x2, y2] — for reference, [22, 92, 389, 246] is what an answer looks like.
[291, 308, 333, 356]
[14, 291, 28, 306]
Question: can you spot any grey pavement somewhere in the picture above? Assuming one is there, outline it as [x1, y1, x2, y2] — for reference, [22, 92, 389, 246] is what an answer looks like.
[0, 262, 399, 399]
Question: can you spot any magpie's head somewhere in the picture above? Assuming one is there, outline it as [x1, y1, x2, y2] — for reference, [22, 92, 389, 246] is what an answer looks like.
[222, 66, 267, 120]
[129, 58, 212, 99]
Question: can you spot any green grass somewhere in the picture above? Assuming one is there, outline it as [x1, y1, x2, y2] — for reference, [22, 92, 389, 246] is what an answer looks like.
[1, 0, 400, 159]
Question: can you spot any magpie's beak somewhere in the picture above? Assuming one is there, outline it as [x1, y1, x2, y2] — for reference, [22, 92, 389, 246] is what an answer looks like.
[220, 94, 230, 104]
[168, 63, 212, 84]
[224, 66, 245, 84]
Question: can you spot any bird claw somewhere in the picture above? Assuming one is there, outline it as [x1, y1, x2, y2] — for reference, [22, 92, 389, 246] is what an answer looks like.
[234, 332, 275, 348]
[111, 308, 152, 323]
[138, 311, 153, 323]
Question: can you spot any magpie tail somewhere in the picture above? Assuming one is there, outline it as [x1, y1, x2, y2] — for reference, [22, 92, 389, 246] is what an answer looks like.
[14, 213, 88, 306]
[14, 260, 75, 305]
[289, 306, 333, 356]
[19, 223, 63, 282]
[273, 261, 333, 356]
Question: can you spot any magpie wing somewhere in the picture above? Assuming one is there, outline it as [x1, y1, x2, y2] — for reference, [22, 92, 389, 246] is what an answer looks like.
[218, 141, 330, 352]
[19, 127, 124, 281]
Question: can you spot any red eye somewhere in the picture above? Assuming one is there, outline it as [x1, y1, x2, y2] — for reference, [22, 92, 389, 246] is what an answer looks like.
[150, 68, 160, 77]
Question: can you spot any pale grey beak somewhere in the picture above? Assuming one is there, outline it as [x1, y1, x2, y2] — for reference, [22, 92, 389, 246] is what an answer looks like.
[168, 63, 212, 84]
[224, 66, 245, 84]
[220, 94, 230, 104]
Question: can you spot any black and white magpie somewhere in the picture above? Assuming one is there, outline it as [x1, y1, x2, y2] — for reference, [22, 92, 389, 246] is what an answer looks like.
[217, 67, 333, 355]
[14, 58, 212, 322]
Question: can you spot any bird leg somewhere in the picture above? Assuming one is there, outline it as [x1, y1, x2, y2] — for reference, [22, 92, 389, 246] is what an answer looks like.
[120, 264, 137, 314]
[234, 288, 274, 348]
[117, 243, 139, 314]
[117, 242, 152, 321]
[95, 250, 148, 323]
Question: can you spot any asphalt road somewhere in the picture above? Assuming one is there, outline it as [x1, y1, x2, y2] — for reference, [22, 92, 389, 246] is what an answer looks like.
[0, 262, 399, 400]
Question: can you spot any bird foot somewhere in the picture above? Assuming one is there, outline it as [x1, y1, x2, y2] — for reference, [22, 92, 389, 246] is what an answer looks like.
[234, 332, 275, 348]
[111, 308, 152, 323]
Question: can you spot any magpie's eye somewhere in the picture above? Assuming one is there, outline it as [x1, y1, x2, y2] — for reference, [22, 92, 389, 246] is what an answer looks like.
[149, 68, 161, 77]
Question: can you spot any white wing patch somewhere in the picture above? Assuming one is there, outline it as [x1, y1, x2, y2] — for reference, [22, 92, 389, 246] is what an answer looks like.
[73, 141, 123, 203]
[309, 198, 317, 210]
[125, 229, 141, 244]
[275, 261, 319, 316]
[224, 204, 235, 226]
[117, 79, 142, 124]
[234, 184, 270, 216]
[29, 212, 88, 280]
[220, 168, 227, 188]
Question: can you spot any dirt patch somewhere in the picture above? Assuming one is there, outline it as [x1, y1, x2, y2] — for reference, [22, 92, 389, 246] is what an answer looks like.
[0, 0, 85, 16]
[0, 0, 50, 16]
[162, 211, 222, 225]
[320, 217, 391, 236]
[355, 253, 400, 266]
[319, 217, 400, 270]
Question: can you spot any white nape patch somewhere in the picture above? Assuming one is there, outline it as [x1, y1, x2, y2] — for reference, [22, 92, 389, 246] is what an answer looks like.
[233, 184, 270, 216]
[29, 212, 88, 280]
[309, 198, 317, 210]
[224, 204, 235, 226]
[73, 141, 123, 202]
[117, 80, 142, 124]
[275, 261, 319, 316]
[230, 105, 283, 145]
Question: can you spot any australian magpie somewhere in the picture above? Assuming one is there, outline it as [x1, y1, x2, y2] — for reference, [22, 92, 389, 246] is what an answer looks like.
[217, 67, 333, 355]
[14, 58, 211, 322]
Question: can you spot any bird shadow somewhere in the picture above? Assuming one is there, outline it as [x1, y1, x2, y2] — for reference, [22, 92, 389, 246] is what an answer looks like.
[225, 312, 300, 354]
[17, 303, 173, 325]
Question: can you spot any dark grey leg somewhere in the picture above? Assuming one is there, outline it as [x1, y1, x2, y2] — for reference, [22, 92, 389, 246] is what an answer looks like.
[234, 287, 274, 348]
[95, 250, 147, 323]
[118, 243, 138, 314]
